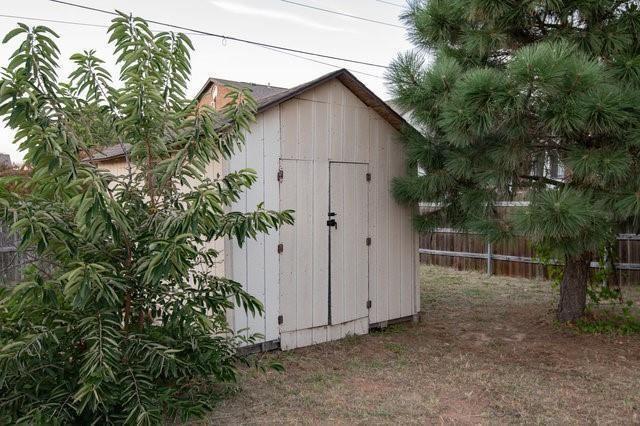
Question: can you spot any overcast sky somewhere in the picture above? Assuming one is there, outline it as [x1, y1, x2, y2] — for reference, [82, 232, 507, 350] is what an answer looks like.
[0, 0, 413, 163]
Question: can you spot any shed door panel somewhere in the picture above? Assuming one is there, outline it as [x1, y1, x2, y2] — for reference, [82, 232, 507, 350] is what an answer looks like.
[279, 160, 329, 333]
[329, 162, 369, 325]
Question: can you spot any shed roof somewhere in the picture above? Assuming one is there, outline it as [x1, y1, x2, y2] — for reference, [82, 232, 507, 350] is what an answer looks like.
[93, 69, 408, 161]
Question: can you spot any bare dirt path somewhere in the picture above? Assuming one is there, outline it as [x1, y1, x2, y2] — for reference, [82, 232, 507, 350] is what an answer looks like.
[205, 266, 640, 424]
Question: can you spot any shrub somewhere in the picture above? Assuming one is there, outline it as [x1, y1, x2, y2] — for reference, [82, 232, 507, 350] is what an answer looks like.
[0, 14, 292, 424]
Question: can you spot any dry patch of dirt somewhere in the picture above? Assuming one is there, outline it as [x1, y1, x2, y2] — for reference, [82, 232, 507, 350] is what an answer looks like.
[203, 266, 640, 424]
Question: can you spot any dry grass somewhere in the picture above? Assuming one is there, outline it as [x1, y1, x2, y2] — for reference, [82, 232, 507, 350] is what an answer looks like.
[203, 266, 640, 424]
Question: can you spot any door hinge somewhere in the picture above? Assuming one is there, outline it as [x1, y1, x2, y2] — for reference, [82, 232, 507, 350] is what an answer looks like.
[366, 237, 371, 246]
[366, 300, 372, 309]
[278, 315, 283, 325]
[277, 243, 284, 254]
[366, 172, 371, 182]
[277, 169, 284, 182]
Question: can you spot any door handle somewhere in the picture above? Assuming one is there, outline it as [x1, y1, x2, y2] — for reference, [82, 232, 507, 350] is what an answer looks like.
[326, 219, 337, 229]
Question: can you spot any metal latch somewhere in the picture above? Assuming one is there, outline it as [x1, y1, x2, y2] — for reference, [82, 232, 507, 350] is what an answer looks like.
[366, 300, 372, 309]
[277, 169, 284, 182]
[277, 243, 283, 253]
[366, 172, 371, 182]
[366, 237, 371, 246]
[327, 212, 337, 229]
[278, 315, 283, 325]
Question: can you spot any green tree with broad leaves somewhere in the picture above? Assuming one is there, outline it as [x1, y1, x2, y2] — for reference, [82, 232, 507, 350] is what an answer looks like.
[0, 13, 292, 425]
[388, 0, 640, 322]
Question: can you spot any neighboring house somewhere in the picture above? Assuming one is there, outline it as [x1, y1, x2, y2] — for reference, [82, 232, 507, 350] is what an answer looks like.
[0, 153, 10, 168]
[93, 69, 419, 351]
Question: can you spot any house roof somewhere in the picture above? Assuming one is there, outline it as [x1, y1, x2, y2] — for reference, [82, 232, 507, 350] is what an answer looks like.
[195, 77, 288, 103]
[93, 69, 408, 162]
[91, 143, 132, 161]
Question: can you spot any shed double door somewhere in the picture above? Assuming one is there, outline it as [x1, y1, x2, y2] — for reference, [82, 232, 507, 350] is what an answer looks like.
[279, 160, 369, 334]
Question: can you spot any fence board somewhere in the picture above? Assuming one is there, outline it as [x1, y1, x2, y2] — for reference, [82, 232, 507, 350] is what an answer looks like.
[0, 217, 21, 285]
[420, 229, 640, 285]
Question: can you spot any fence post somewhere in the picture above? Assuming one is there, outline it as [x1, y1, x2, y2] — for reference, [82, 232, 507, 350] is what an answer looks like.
[487, 242, 493, 276]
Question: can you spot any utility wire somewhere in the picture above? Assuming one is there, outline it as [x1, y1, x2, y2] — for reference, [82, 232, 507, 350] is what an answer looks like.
[48, 0, 390, 69]
[374, 0, 405, 7]
[0, 14, 209, 36]
[0, 13, 108, 30]
[278, 0, 403, 28]
[0, 13, 384, 80]
[259, 45, 383, 79]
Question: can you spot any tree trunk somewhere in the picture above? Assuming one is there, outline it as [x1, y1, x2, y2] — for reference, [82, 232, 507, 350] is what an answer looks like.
[557, 253, 591, 322]
[604, 244, 622, 299]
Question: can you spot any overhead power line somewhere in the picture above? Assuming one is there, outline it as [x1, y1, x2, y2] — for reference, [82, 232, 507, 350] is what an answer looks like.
[0, 13, 384, 80]
[278, 0, 403, 28]
[259, 45, 383, 79]
[48, 0, 390, 69]
[0, 14, 206, 37]
[374, 0, 405, 8]
[0, 13, 108, 30]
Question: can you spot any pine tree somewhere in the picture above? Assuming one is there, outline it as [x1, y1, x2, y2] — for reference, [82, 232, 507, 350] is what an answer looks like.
[388, 1, 640, 321]
[0, 15, 292, 424]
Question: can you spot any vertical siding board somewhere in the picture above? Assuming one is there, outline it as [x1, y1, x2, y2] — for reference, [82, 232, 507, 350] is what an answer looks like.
[329, 83, 343, 161]
[246, 116, 266, 338]
[386, 124, 402, 320]
[313, 102, 329, 160]
[297, 86, 315, 101]
[279, 160, 298, 333]
[330, 164, 345, 324]
[356, 165, 369, 319]
[368, 115, 380, 324]
[343, 164, 356, 321]
[343, 106, 356, 161]
[298, 99, 314, 160]
[263, 107, 281, 341]
[355, 107, 370, 164]
[221, 157, 235, 333]
[280, 100, 298, 159]
[224, 235, 235, 332]
[376, 119, 390, 322]
[313, 83, 331, 103]
[312, 162, 329, 327]
[383, 119, 392, 322]
[296, 161, 314, 330]
[391, 131, 413, 318]
[344, 86, 361, 108]
[312, 92, 330, 328]
[229, 143, 248, 337]
[203, 159, 226, 279]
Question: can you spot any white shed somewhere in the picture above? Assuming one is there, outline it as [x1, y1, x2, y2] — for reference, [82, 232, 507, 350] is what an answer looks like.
[95, 69, 420, 351]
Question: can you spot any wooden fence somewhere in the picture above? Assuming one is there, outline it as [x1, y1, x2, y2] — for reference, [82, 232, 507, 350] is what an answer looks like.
[420, 228, 640, 285]
[0, 216, 22, 285]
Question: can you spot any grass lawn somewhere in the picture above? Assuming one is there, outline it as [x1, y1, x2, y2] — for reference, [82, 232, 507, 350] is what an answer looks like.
[205, 266, 640, 424]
